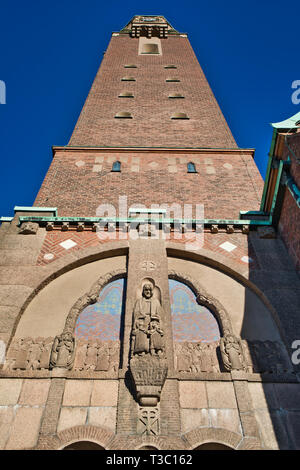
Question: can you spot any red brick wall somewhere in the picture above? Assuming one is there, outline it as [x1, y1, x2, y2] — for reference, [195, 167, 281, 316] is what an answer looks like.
[68, 35, 237, 149]
[278, 133, 300, 271]
[34, 149, 263, 219]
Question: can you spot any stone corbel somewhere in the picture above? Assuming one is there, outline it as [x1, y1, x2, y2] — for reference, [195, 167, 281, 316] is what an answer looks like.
[130, 356, 168, 406]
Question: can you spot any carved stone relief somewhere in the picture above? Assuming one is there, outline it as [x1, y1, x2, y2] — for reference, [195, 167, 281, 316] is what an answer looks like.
[4, 337, 119, 374]
[174, 341, 221, 373]
[174, 339, 293, 375]
[49, 332, 75, 370]
[73, 339, 120, 373]
[137, 406, 160, 436]
[18, 222, 39, 235]
[220, 334, 246, 371]
[130, 282, 168, 406]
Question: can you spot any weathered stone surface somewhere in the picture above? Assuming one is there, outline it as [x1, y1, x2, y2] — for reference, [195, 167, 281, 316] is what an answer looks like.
[206, 381, 237, 409]
[18, 379, 51, 406]
[91, 380, 119, 407]
[253, 409, 282, 449]
[5, 407, 43, 449]
[0, 407, 14, 449]
[179, 381, 207, 409]
[248, 382, 278, 410]
[57, 407, 88, 433]
[62, 380, 93, 407]
[88, 407, 117, 432]
[0, 285, 32, 308]
[0, 379, 23, 405]
[180, 409, 209, 433]
[0, 306, 19, 333]
[209, 408, 241, 434]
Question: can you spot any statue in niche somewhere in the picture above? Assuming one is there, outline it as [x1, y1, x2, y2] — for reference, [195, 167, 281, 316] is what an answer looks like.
[220, 334, 245, 371]
[50, 332, 75, 369]
[131, 283, 165, 357]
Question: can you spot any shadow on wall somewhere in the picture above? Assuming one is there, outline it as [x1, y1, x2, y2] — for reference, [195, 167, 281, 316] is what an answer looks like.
[243, 230, 300, 450]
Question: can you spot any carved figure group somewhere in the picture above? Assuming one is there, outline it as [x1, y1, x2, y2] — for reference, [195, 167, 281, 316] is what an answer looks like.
[73, 339, 119, 372]
[175, 341, 220, 373]
[4, 337, 53, 371]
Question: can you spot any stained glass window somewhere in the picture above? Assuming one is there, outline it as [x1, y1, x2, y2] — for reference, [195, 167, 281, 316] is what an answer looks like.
[169, 279, 220, 342]
[74, 278, 125, 341]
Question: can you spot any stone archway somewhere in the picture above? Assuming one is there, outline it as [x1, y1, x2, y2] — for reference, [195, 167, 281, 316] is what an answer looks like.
[63, 441, 105, 450]
[194, 442, 233, 450]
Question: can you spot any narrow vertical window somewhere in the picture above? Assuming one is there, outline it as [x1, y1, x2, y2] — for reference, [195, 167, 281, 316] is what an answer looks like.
[112, 161, 121, 172]
[187, 162, 197, 173]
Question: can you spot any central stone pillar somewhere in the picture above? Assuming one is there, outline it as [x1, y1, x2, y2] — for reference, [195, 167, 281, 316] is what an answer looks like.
[116, 236, 180, 437]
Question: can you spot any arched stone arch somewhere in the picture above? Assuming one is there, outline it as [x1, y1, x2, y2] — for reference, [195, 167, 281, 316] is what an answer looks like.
[34, 425, 115, 450]
[167, 244, 290, 347]
[182, 427, 243, 450]
[63, 441, 105, 450]
[7, 242, 129, 348]
[168, 270, 233, 336]
[57, 425, 114, 450]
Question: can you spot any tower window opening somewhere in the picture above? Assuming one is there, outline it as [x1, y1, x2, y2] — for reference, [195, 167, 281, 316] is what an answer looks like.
[166, 78, 180, 82]
[164, 65, 177, 69]
[141, 43, 159, 54]
[121, 76, 136, 81]
[112, 161, 121, 172]
[171, 113, 189, 120]
[114, 112, 133, 119]
[124, 64, 137, 68]
[187, 162, 197, 173]
[168, 93, 185, 99]
[118, 92, 134, 98]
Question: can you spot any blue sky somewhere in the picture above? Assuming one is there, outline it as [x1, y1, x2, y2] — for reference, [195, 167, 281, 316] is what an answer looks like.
[0, 0, 299, 217]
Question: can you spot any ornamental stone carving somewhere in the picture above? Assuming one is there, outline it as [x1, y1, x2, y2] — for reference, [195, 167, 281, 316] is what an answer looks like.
[18, 222, 39, 235]
[4, 337, 53, 371]
[220, 334, 246, 371]
[174, 341, 220, 373]
[130, 283, 168, 406]
[73, 339, 119, 373]
[130, 356, 168, 406]
[49, 332, 75, 370]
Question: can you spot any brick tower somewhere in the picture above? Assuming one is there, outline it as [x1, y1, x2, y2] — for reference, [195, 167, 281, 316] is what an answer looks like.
[1, 16, 300, 450]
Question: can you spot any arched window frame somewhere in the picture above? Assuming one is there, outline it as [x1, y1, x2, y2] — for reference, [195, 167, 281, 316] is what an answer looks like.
[112, 161, 121, 172]
[187, 162, 197, 173]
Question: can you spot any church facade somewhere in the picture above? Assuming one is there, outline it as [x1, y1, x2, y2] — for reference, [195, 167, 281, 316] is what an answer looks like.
[0, 15, 300, 450]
